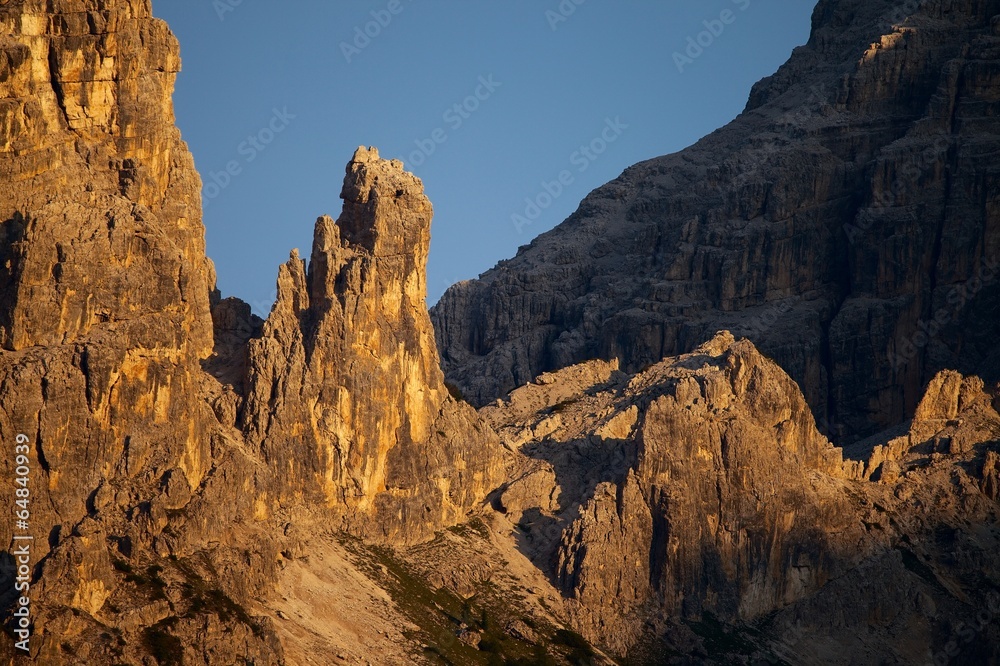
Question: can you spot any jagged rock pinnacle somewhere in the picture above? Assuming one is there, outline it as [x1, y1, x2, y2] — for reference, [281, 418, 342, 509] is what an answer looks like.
[242, 146, 505, 543]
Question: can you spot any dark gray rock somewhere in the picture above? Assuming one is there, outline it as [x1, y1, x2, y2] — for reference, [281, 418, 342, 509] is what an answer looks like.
[432, 0, 1000, 443]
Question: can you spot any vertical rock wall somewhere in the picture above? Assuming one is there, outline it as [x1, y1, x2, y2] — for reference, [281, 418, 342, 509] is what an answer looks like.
[242, 148, 506, 544]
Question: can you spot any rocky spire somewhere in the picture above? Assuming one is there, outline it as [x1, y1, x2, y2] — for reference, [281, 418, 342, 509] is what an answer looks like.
[242, 147, 505, 544]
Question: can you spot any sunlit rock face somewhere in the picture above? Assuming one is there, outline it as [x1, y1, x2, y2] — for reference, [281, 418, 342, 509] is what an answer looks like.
[432, 0, 1000, 444]
[0, 1, 504, 660]
[0, 0, 215, 354]
[242, 147, 506, 544]
[0, 1, 275, 663]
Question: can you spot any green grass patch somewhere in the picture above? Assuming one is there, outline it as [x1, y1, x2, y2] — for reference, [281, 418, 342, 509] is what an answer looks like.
[337, 534, 591, 665]
[447, 517, 491, 541]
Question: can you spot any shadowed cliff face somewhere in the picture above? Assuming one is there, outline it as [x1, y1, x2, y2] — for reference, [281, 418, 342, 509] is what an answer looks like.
[431, 0, 1000, 443]
[484, 333, 1000, 661]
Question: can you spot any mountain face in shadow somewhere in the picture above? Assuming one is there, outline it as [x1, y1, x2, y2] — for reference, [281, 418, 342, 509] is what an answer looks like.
[432, 0, 1000, 445]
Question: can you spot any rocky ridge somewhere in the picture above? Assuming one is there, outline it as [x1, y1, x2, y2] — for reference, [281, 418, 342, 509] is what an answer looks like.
[239, 147, 506, 545]
[432, 0, 1000, 444]
[0, 0, 998, 664]
[481, 332, 1000, 661]
[0, 2, 503, 662]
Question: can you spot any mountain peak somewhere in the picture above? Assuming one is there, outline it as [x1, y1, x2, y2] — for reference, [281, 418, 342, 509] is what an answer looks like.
[2, 1, 999, 663]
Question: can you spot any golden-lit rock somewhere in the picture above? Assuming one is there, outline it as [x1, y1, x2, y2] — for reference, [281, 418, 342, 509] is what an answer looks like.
[242, 147, 506, 544]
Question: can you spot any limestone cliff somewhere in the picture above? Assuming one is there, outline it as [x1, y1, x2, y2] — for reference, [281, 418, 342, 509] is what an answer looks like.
[432, 0, 1000, 443]
[483, 333, 1000, 662]
[1, 0, 999, 664]
[240, 147, 505, 544]
[0, 1, 279, 662]
[0, 2, 503, 663]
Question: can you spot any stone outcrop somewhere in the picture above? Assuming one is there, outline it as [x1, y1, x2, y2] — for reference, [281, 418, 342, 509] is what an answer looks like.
[0, 1, 289, 663]
[432, 0, 1000, 443]
[240, 147, 505, 544]
[484, 334, 1000, 661]
[484, 333, 863, 653]
[0, 2, 503, 662]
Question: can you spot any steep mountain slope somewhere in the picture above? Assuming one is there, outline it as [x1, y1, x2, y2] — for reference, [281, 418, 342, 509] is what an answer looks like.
[432, 0, 1000, 443]
[480, 334, 1000, 662]
[0, 2, 502, 662]
[1, 0, 999, 664]
[0, 1, 279, 661]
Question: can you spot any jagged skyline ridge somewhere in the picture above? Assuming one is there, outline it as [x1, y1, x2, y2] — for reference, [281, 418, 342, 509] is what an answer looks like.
[154, 1, 814, 312]
[0, 0, 998, 663]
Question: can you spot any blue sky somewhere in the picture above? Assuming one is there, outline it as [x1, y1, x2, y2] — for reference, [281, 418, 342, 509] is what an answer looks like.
[153, 1, 815, 314]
